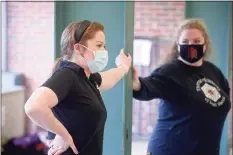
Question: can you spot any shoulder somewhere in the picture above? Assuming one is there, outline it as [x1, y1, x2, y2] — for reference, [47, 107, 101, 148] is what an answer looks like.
[51, 68, 77, 80]
[204, 61, 225, 78]
[204, 61, 219, 71]
[41, 67, 78, 102]
[42, 68, 77, 87]
[53, 67, 76, 76]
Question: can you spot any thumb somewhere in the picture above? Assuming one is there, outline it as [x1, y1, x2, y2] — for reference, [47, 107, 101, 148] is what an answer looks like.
[127, 53, 132, 60]
[133, 67, 138, 75]
[120, 49, 124, 54]
[70, 142, 78, 154]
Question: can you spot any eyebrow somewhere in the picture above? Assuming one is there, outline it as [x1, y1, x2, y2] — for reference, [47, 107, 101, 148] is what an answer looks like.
[184, 37, 201, 40]
[96, 41, 106, 46]
[182, 37, 201, 40]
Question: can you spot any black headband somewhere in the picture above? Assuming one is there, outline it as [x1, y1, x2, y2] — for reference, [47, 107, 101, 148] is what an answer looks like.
[75, 20, 92, 43]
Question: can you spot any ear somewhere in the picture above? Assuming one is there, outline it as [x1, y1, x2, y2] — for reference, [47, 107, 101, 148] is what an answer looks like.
[73, 44, 80, 52]
[203, 44, 207, 53]
[176, 42, 180, 52]
[73, 44, 85, 55]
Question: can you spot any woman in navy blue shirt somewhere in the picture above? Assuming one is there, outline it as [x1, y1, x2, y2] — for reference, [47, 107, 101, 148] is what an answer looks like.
[133, 19, 231, 155]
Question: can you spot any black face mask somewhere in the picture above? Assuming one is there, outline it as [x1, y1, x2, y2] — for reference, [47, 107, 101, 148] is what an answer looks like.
[179, 44, 204, 63]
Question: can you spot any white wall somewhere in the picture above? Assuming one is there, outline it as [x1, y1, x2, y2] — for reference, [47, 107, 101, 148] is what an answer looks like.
[2, 88, 25, 139]
[1, 2, 6, 72]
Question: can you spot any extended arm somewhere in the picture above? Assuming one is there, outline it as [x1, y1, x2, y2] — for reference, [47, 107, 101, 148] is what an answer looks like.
[99, 49, 131, 91]
[99, 65, 128, 91]
[133, 67, 172, 101]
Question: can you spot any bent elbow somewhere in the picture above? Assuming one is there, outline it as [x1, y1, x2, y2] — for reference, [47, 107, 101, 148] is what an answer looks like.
[24, 103, 35, 117]
[24, 102, 43, 118]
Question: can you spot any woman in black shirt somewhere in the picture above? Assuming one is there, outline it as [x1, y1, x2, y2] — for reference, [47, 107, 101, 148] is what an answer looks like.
[25, 20, 131, 155]
[132, 19, 231, 155]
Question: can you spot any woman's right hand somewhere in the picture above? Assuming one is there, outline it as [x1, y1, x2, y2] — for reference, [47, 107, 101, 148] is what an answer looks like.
[115, 49, 132, 74]
[48, 134, 78, 155]
[133, 67, 141, 91]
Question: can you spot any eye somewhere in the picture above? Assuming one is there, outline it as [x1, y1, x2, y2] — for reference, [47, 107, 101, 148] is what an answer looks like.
[97, 44, 102, 48]
[194, 40, 201, 44]
[182, 40, 188, 44]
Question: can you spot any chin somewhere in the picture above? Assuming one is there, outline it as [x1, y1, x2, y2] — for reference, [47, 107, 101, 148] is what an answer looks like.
[178, 57, 203, 67]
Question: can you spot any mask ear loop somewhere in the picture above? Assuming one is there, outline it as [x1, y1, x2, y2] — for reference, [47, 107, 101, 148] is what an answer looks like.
[76, 43, 96, 59]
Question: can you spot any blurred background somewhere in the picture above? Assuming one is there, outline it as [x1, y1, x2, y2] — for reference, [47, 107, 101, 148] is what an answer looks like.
[1, 1, 232, 155]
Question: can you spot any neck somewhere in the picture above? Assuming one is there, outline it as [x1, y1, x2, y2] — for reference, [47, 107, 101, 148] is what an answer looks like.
[84, 70, 91, 78]
[178, 56, 203, 67]
[70, 55, 91, 78]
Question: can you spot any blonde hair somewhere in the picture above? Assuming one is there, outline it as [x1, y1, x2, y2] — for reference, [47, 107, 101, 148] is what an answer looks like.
[164, 18, 212, 64]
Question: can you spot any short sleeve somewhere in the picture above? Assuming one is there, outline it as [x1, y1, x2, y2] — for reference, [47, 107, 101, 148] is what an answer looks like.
[41, 68, 75, 102]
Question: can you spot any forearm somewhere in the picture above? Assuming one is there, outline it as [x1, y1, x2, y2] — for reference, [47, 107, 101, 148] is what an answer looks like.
[133, 78, 148, 100]
[99, 66, 128, 91]
[133, 77, 159, 101]
[25, 106, 69, 138]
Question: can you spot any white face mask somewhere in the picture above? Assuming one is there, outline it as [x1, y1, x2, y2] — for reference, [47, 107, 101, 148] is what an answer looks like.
[87, 50, 108, 73]
[78, 44, 108, 73]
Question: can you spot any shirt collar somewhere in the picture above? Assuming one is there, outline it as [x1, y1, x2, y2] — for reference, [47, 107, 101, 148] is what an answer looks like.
[59, 60, 87, 78]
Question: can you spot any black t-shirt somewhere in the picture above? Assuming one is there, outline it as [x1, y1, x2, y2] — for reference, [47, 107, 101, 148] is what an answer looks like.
[41, 60, 107, 155]
[133, 59, 231, 155]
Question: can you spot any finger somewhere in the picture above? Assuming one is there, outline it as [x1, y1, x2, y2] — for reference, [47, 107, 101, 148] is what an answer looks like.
[70, 143, 78, 154]
[133, 67, 136, 72]
[54, 149, 65, 155]
[48, 141, 53, 147]
[133, 67, 138, 75]
[120, 49, 124, 54]
[48, 147, 62, 155]
[127, 54, 132, 61]
[48, 140, 53, 144]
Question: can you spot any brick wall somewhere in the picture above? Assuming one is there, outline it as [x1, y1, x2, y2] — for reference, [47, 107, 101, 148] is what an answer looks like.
[6, 2, 54, 133]
[133, 2, 185, 140]
[134, 2, 184, 39]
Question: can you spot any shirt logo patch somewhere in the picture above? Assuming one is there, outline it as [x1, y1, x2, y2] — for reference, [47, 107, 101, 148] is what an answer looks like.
[188, 47, 198, 59]
[196, 78, 225, 107]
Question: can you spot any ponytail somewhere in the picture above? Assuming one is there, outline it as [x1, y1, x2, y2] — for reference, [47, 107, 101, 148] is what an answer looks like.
[52, 57, 63, 74]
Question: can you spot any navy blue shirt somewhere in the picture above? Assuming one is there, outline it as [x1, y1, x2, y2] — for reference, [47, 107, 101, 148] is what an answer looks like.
[133, 59, 231, 155]
[42, 60, 107, 155]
